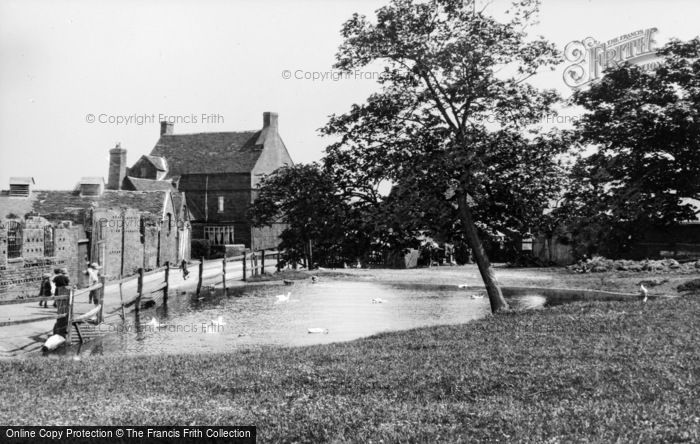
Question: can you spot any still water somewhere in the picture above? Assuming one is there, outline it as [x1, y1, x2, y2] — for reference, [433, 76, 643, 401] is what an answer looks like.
[72, 281, 547, 357]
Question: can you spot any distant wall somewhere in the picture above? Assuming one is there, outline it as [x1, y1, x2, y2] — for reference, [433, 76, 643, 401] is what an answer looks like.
[629, 224, 700, 260]
[252, 223, 286, 251]
[0, 218, 82, 297]
[533, 235, 575, 265]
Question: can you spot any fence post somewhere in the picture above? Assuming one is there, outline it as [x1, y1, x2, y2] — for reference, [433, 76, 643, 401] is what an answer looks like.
[196, 257, 204, 295]
[65, 288, 74, 345]
[98, 275, 106, 323]
[222, 258, 227, 292]
[136, 268, 144, 313]
[242, 252, 247, 281]
[277, 251, 281, 272]
[119, 282, 126, 320]
[261, 249, 266, 275]
[164, 261, 170, 302]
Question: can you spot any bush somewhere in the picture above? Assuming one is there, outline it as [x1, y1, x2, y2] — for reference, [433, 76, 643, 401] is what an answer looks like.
[190, 239, 210, 259]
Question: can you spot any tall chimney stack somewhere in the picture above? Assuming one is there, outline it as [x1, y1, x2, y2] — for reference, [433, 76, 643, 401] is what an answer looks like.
[263, 112, 278, 131]
[107, 143, 127, 190]
[160, 121, 174, 136]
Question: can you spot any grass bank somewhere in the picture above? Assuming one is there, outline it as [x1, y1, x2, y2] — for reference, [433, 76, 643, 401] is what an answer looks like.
[1, 295, 698, 442]
[314, 265, 700, 296]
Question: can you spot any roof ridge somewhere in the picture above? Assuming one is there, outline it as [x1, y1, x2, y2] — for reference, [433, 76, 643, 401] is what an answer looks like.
[160, 130, 259, 136]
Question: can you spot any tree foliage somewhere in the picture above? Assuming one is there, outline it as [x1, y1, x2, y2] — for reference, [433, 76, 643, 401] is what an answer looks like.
[562, 38, 700, 257]
[249, 164, 349, 267]
[322, 0, 567, 311]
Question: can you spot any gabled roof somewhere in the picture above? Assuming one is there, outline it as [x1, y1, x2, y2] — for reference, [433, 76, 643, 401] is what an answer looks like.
[144, 155, 167, 171]
[97, 191, 168, 215]
[123, 177, 175, 192]
[150, 131, 262, 178]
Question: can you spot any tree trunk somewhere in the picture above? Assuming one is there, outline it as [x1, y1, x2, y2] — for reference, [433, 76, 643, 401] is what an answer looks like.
[457, 193, 509, 313]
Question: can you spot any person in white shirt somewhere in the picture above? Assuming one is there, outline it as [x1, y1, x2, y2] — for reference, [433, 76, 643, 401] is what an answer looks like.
[85, 263, 101, 305]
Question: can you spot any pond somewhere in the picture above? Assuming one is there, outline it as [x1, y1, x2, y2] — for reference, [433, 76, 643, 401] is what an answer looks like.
[65, 280, 555, 358]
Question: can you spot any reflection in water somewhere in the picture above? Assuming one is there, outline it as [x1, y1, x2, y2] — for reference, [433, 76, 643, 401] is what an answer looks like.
[70, 281, 553, 358]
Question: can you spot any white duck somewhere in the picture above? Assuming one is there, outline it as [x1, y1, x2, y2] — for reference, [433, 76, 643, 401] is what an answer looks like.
[275, 292, 291, 304]
[372, 298, 386, 304]
[307, 327, 329, 334]
[639, 284, 648, 303]
[147, 317, 165, 328]
[210, 316, 226, 327]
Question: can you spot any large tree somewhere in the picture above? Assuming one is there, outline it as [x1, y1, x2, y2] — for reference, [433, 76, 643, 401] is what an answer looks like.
[563, 38, 700, 256]
[322, 0, 562, 312]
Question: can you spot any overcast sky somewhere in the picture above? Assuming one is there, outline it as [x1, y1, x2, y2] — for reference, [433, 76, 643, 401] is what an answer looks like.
[0, 0, 698, 190]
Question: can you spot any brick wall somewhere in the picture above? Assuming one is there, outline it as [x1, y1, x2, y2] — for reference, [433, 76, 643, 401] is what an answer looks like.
[158, 195, 178, 266]
[93, 209, 123, 279]
[22, 219, 45, 259]
[143, 217, 159, 270]
[0, 226, 7, 267]
[0, 219, 82, 298]
[0, 205, 185, 295]
[122, 209, 142, 276]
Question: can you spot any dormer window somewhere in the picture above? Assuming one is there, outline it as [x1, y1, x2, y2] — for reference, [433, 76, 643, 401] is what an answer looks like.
[9, 177, 34, 198]
[79, 177, 104, 197]
[9, 184, 29, 197]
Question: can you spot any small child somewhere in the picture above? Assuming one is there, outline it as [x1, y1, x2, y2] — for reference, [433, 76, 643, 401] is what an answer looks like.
[38, 273, 52, 307]
[180, 259, 190, 280]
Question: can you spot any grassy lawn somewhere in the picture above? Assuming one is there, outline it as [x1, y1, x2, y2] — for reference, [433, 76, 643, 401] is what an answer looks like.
[316, 265, 700, 296]
[0, 289, 697, 442]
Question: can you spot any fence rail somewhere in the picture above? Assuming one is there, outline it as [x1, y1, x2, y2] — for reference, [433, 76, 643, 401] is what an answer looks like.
[1, 251, 285, 350]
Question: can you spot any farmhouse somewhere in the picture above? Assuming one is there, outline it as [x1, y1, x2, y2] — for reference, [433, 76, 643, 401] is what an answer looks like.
[124, 111, 293, 256]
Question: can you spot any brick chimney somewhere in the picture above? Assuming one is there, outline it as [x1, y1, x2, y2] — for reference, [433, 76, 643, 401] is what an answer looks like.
[263, 112, 278, 131]
[160, 121, 174, 136]
[107, 143, 127, 190]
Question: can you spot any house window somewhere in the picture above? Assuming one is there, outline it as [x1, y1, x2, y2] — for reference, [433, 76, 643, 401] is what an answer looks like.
[167, 213, 172, 234]
[218, 196, 224, 213]
[7, 220, 22, 259]
[44, 226, 55, 257]
[203, 225, 234, 246]
[141, 167, 148, 177]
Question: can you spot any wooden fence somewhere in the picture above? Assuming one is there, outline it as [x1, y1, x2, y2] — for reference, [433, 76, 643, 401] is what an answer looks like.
[195, 250, 280, 294]
[1, 251, 283, 351]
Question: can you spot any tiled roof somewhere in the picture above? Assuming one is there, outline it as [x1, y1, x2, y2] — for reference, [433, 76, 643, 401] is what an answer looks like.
[0, 189, 168, 220]
[97, 191, 167, 215]
[123, 177, 175, 192]
[0, 191, 35, 219]
[150, 131, 262, 178]
[144, 155, 167, 171]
